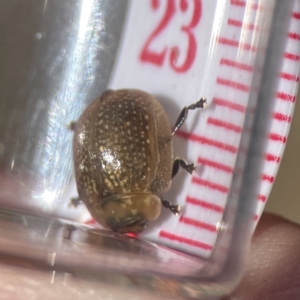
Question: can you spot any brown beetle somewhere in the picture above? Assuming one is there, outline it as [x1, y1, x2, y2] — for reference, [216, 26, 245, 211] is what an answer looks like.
[72, 89, 206, 233]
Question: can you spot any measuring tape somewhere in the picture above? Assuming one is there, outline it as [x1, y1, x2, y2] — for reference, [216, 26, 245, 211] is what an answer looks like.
[83, 0, 300, 257]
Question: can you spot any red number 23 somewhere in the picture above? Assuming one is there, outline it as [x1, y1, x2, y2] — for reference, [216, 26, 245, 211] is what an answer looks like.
[139, 0, 202, 73]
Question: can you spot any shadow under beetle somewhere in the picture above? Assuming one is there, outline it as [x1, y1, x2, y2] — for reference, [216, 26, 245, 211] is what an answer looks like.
[72, 89, 206, 233]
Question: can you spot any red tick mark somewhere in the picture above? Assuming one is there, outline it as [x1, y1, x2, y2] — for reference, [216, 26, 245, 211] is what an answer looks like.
[159, 230, 213, 250]
[186, 196, 224, 213]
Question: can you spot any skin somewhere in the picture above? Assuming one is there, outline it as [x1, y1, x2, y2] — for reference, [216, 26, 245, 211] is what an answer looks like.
[223, 213, 300, 300]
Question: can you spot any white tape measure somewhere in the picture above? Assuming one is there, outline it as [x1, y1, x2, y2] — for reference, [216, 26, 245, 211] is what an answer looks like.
[84, 0, 300, 257]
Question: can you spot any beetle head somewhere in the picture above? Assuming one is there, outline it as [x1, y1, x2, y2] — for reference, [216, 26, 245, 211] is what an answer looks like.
[100, 193, 161, 233]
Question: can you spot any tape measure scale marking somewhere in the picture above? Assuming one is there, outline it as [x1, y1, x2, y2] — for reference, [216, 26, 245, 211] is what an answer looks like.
[255, 0, 300, 223]
[135, 0, 272, 256]
[81, 0, 300, 257]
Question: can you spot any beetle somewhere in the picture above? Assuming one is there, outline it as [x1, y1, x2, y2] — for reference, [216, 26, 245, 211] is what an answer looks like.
[72, 89, 206, 233]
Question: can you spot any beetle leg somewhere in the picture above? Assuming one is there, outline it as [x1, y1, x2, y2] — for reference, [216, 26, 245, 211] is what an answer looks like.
[161, 199, 180, 216]
[172, 157, 196, 178]
[69, 197, 83, 208]
[172, 97, 207, 135]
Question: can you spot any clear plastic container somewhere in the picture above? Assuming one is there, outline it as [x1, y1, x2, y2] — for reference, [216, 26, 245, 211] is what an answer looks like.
[0, 1, 298, 299]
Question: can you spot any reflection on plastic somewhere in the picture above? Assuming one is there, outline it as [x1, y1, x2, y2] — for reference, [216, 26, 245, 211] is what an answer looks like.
[0, 0, 127, 218]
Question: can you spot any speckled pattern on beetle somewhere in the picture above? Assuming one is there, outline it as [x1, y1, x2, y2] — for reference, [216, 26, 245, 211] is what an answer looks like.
[73, 89, 206, 233]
